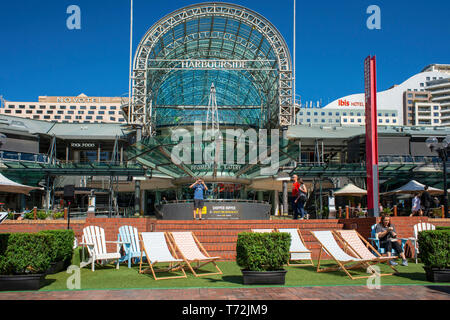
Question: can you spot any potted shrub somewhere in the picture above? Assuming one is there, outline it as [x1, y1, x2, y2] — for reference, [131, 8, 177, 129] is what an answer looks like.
[39, 230, 75, 274]
[0, 233, 54, 291]
[418, 229, 450, 282]
[236, 232, 290, 285]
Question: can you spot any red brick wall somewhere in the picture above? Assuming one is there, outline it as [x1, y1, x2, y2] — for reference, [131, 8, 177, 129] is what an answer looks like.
[1, 217, 449, 261]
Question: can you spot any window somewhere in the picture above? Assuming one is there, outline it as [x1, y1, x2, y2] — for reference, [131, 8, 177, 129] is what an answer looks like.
[306, 119, 310, 123]
[65, 116, 72, 120]
[385, 113, 389, 117]
[335, 112, 340, 116]
[343, 119, 347, 122]
[40, 105, 46, 109]
[60, 106, 66, 110]
[343, 112, 347, 116]
[70, 106, 77, 110]
[350, 112, 354, 116]
[36, 110, 43, 114]
[110, 117, 116, 121]
[29, 105, 36, 109]
[328, 112, 332, 116]
[33, 115, 40, 119]
[350, 119, 354, 123]
[321, 112, 325, 116]
[26, 110, 33, 114]
[358, 119, 361, 123]
[314, 118, 318, 122]
[47, 110, 54, 114]
[57, 111, 64, 114]
[392, 113, 395, 117]
[408, 94, 413, 98]
[80, 106, 86, 110]
[19, 105, 25, 109]
[4, 110, 11, 114]
[54, 116, 61, 120]
[96, 116, 103, 120]
[314, 112, 318, 116]
[386, 119, 390, 123]
[15, 110, 22, 114]
[110, 106, 117, 110]
[78, 111, 84, 115]
[68, 111, 74, 115]
[90, 106, 96, 110]
[76, 116, 82, 120]
[86, 116, 92, 120]
[307, 112, 310, 116]
[379, 119, 382, 123]
[393, 119, 397, 123]
[299, 112, 303, 116]
[434, 106, 439, 110]
[336, 119, 339, 123]
[321, 119, 325, 123]
[426, 77, 430, 81]
[8, 105, 14, 108]
[99, 111, 105, 115]
[44, 116, 50, 120]
[434, 113, 439, 117]
[88, 111, 94, 115]
[420, 83, 424, 87]
[50, 105, 56, 109]
[100, 106, 107, 110]
[378, 113, 382, 117]
[357, 113, 361, 116]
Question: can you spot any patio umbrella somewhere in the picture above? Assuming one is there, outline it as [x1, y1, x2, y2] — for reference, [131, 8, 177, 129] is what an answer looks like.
[382, 180, 443, 196]
[333, 184, 367, 197]
[0, 173, 42, 195]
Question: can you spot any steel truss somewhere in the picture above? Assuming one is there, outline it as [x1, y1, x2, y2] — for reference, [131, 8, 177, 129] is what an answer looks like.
[127, 2, 293, 136]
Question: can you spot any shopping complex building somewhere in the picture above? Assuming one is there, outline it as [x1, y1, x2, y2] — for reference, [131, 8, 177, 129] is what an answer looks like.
[1, 2, 449, 219]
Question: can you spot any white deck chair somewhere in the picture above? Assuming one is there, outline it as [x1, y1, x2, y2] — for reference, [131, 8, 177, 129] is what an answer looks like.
[168, 232, 222, 277]
[278, 228, 314, 266]
[311, 231, 382, 280]
[251, 229, 275, 233]
[138, 232, 187, 280]
[80, 226, 122, 272]
[412, 222, 436, 264]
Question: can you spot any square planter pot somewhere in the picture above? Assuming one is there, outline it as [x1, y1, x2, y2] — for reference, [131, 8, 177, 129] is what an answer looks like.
[241, 270, 287, 285]
[424, 267, 450, 283]
[46, 261, 65, 275]
[0, 274, 46, 291]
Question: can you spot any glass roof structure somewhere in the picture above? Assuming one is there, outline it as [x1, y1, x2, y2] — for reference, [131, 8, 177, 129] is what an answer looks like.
[129, 2, 294, 134]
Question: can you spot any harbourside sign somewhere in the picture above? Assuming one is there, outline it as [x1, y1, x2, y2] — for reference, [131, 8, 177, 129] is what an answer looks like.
[147, 59, 276, 71]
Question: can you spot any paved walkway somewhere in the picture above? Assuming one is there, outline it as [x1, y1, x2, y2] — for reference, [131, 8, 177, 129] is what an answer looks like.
[0, 285, 449, 300]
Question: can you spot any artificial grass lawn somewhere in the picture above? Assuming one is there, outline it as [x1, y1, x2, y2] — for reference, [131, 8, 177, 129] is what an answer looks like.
[39, 248, 449, 291]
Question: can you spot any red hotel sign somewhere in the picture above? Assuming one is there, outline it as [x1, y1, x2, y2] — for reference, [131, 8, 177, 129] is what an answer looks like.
[364, 56, 379, 217]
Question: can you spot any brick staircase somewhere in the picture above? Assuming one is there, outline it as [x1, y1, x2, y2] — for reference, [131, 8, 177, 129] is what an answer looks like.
[154, 219, 345, 260]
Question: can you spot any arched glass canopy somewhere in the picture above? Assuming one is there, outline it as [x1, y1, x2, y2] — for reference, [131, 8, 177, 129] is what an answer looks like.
[129, 2, 293, 134]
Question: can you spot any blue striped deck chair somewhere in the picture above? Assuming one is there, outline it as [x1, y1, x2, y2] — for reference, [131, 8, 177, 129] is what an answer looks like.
[118, 225, 145, 268]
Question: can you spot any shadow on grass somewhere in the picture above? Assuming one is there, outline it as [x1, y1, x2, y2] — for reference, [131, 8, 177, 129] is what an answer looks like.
[426, 286, 450, 296]
[41, 278, 56, 288]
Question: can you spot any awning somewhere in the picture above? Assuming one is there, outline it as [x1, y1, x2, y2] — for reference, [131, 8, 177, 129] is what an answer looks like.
[0, 173, 42, 195]
[333, 184, 367, 197]
[382, 180, 443, 196]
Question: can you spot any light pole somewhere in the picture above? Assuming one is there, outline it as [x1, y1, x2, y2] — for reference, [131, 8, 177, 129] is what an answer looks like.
[426, 135, 450, 218]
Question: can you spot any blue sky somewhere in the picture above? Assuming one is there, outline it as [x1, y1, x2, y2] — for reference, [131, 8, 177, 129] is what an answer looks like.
[0, 0, 449, 105]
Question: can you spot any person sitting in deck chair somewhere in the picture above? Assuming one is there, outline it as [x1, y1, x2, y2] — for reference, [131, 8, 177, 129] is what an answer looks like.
[375, 215, 408, 266]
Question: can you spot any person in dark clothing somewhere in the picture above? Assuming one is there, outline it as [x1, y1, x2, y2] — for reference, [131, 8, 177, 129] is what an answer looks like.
[375, 215, 408, 266]
[420, 186, 432, 216]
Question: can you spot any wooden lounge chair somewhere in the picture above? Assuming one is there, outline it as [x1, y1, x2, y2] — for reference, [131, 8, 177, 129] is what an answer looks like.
[138, 232, 187, 281]
[412, 222, 436, 264]
[118, 225, 146, 268]
[277, 228, 314, 266]
[251, 229, 275, 233]
[168, 232, 222, 277]
[310, 230, 386, 280]
[80, 226, 122, 272]
[334, 229, 398, 275]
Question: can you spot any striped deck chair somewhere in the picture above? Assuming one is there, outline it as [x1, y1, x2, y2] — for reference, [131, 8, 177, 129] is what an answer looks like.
[168, 232, 222, 277]
[118, 226, 146, 268]
[80, 226, 122, 272]
[334, 230, 398, 275]
[251, 229, 275, 233]
[311, 231, 384, 280]
[138, 232, 187, 280]
[278, 228, 314, 266]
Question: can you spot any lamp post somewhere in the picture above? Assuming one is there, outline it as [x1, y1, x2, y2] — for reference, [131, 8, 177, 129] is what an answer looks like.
[426, 135, 450, 218]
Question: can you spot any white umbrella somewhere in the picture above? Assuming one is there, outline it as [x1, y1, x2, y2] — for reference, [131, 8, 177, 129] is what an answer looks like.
[0, 173, 42, 195]
[383, 180, 443, 196]
[334, 184, 367, 197]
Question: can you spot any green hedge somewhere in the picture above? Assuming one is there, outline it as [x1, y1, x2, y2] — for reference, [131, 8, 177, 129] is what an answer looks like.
[0, 233, 55, 275]
[418, 230, 450, 269]
[39, 230, 74, 264]
[236, 232, 290, 272]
